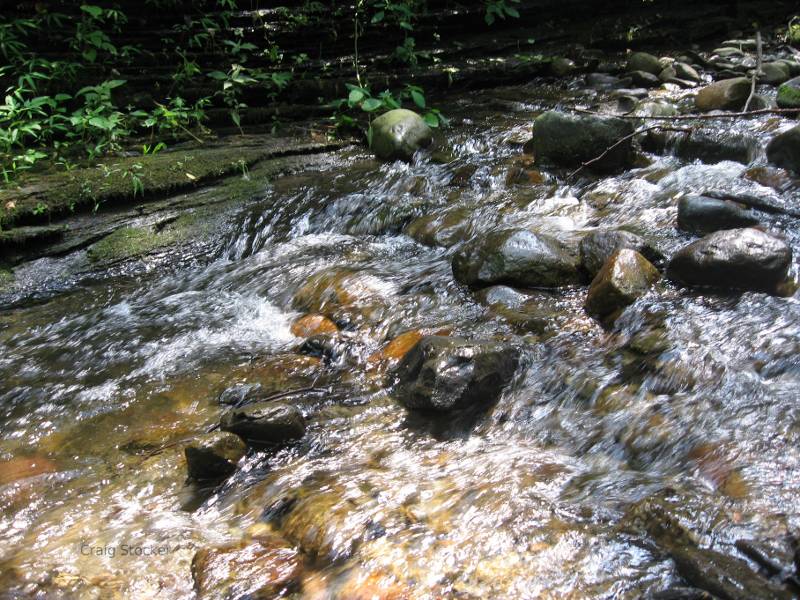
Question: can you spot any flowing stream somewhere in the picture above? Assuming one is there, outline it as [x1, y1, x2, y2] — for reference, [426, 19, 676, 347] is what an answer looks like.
[2, 77, 800, 599]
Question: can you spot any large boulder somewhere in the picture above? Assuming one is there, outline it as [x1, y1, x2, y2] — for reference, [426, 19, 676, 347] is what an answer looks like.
[766, 125, 800, 173]
[673, 129, 757, 164]
[371, 108, 432, 161]
[184, 432, 246, 481]
[760, 62, 791, 85]
[627, 52, 663, 75]
[677, 195, 760, 234]
[667, 228, 792, 292]
[452, 228, 582, 289]
[777, 76, 800, 109]
[391, 336, 520, 413]
[531, 111, 635, 171]
[584, 249, 659, 320]
[579, 229, 664, 277]
[220, 402, 306, 448]
[694, 77, 750, 111]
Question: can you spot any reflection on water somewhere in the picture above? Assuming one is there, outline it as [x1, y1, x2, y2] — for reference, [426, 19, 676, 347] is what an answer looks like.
[1, 77, 800, 599]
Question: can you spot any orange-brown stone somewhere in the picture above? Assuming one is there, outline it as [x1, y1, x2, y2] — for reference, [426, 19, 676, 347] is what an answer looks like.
[291, 314, 338, 338]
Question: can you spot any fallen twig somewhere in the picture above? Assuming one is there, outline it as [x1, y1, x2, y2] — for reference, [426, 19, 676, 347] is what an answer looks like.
[568, 125, 692, 179]
[743, 31, 763, 113]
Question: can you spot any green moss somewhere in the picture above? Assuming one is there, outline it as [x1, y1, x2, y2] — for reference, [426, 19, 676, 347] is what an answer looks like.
[87, 227, 164, 262]
[777, 82, 800, 108]
[0, 268, 13, 288]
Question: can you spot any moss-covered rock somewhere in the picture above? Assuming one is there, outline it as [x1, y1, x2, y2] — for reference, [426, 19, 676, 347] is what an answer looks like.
[777, 76, 800, 108]
[371, 109, 433, 161]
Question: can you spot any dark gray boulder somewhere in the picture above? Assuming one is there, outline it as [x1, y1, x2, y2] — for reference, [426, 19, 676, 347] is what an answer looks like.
[766, 125, 800, 173]
[391, 336, 520, 413]
[221, 402, 306, 447]
[667, 228, 792, 292]
[531, 111, 635, 171]
[452, 228, 582, 289]
[677, 195, 760, 234]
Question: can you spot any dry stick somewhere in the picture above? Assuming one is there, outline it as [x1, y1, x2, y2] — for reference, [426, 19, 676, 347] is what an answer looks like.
[571, 106, 800, 121]
[567, 125, 692, 180]
[743, 31, 763, 113]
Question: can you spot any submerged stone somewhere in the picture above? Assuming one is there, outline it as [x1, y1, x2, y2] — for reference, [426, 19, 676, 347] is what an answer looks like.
[584, 249, 660, 320]
[531, 111, 635, 171]
[371, 109, 433, 161]
[452, 228, 581, 289]
[220, 402, 306, 447]
[184, 432, 246, 481]
[667, 228, 792, 292]
[627, 52, 663, 75]
[391, 336, 520, 413]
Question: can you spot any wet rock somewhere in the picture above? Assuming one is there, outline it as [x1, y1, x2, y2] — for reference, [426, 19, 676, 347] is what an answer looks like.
[191, 535, 302, 599]
[677, 195, 760, 234]
[391, 336, 520, 413]
[371, 109, 433, 161]
[628, 52, 663, 75]
[0, 456, 57, 485]
[673, 129, 756, 164]
[629, 70, 661, 88]
[220, 402, 306, 447]
[766, 125, 800, 173]
[584, 249, 659, 320]
[551, 57, 577, 77]
[184, 432, 246, 481]
[218, 383, 263, 407]
[650, 587, 718, 599]
[404, 206, 473, 248]
[760, 62, 791, 85]
[368, 328, 450, 368]
[743, 166, 794, 191]
[674, 62, 701, 82]
[290, 313, 338, 338]
[531, 111, 635, 171]
[579, 229, 664, 278]
[695, 77, 750, 111]
[452, 228, 582, 289]
[667, 228, 792, 292]
[292, 267, 395, 323]
[777, 76, 800, 109]
[585, 73, 626, 89]
[634, 100, 679, 118]
[297, 333, 341, 361]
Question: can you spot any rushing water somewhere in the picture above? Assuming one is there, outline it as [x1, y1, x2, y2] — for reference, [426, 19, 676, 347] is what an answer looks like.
[2, 78, 800, 599]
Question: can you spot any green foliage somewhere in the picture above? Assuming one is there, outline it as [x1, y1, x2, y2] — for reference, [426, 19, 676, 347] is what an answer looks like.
[484, 0, 521, 25]
[789, 17, 800, 45]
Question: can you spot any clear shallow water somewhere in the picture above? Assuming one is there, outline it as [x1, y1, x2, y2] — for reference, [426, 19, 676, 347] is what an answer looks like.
[1, 80, 800, 598]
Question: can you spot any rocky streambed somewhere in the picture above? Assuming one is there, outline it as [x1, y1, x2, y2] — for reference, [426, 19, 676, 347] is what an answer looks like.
[2, 35, 800, 599]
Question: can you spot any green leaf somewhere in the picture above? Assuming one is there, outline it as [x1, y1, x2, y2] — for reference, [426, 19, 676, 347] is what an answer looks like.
[361, 98, 382, 112]
[88, 116, 112, 130]
[399, 21, 413, 31]
[348, 88, 365, 105]
[423, 112, 439, 128]
[371, 11, 384, 23]
[80, 5, 103, 18]
[366, 124, 374, 148]
[505, 6, 520, 18]
[410, 90, 425, 109]
[207, 71, 228, 80]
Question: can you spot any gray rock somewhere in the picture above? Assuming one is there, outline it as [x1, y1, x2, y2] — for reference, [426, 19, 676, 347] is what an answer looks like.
[551, 57, 577, 77]
[760, 62, 791, 85]
[218, 383, 263, 407]
[695, 77, 750, 111]
[585, 73, 626, 89]
[667, 228, 792, 292]
[391, 336, 520, 413]
[221, 402, 306, 447]
[371, 109, 432, 161]
[184, 432, 246, 481]
[405, 206, 473, 248]
[677, 195, 760, 234]
[532, 111, 635, 171]
[452, 228, 582, 289]
[584, 249, 659, 320]
[579, 229, 664, 277]
[658, 65, 677, 82]
[628, 52, 663, 75]
[673, 62, 701, 82]
[777, 76, 800, 109]
[766, 125, 800, 173]
[628, 70, 661, 88]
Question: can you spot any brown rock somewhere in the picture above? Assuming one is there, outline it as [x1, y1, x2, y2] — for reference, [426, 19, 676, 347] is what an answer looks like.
[0, 456, 58, 485]
[695, 77, 750, 111]
[584, 249, 659, 320]
[290, 314, 338, 338]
